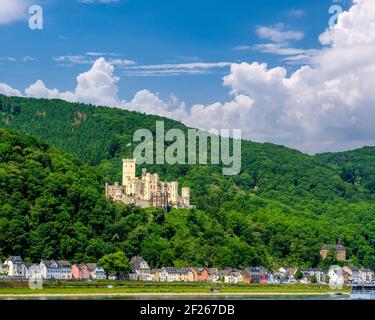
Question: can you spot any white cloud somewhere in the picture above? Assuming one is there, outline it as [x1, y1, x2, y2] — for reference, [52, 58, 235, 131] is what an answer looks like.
[109, 58, 137, 66]
[0, 83, 22, 97]
[121, 90, 187, 118]
[53, 55, 92, 65]
[23, 56, 37, 62]
[74, 57, 120, 106]
[255, 23, 304, 43]
[288, 9, 306, 17]
[53, 54, 136, 68]
[252, 43, 310, 56]
[0, 57, 16, 62]
[124, 62, 233, 76]
[236, 23, 316, 66]
[26, 58, 121, 107]
[0, 0, 29, 25]
[183, 0, 375, 153]
[25, 80, 61, 99]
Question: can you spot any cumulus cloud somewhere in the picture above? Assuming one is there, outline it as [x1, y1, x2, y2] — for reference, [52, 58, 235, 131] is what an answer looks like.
[0, 0, 29, 25]
[183, 0, 375, 153]
[0, 83, 22, 97]
[122, 90, 188, 119]
[25, 80, 61, 99]
[26, 58, 121, 107]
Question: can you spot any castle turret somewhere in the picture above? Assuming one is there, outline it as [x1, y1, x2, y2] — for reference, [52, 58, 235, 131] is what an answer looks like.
[182, 187, 190, 207]
[123, 158, 136, 185]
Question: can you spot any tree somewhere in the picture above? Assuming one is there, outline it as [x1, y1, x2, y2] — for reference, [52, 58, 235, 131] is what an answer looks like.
[294, 269, 303, 281]
[310, 275, 318, 284]
[99, 251, 131, 280]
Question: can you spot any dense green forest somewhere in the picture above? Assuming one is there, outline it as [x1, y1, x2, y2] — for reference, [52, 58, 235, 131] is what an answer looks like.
[0, 94, 374, 269]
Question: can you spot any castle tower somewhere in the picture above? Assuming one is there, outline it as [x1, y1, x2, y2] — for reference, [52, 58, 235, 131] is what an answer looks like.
[123, 159, 136, 185]
[167, 181, 179, 204]
[182, 187, 190, 199]
[181, 187, 190, 207]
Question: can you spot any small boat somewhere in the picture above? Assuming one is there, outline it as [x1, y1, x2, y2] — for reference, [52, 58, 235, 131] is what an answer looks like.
[350, 284, 375, 300]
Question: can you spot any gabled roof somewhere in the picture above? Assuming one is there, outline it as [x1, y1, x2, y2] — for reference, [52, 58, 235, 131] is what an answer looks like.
[6, 256, 24, 264]
[219, 268, 241, 277]
[192, 267, 209, 274]
[41, 260, 59, 268]
[285, 268, 297, 277]
[320, 244, 346, 250]
[57, 260, 71, 268]
[163, 267, 192, 274]
[85, 263, 99, 272]
[131, 256, 149, 270]
[151, 269, 162, 274]
[41, 260, 70, 268]
[207, 268, 219, 275]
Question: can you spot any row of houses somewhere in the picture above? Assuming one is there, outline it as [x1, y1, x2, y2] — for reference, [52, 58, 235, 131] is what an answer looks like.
[0, 256, 106, 280]
[1, 255, 374, 284]
[129, 257, 375, 285]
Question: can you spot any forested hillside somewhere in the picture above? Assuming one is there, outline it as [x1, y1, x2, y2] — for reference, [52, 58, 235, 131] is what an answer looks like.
[0, 95, 375, 269]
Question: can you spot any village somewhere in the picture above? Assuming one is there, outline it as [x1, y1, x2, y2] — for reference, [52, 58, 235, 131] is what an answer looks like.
[0, 254, 373, 286]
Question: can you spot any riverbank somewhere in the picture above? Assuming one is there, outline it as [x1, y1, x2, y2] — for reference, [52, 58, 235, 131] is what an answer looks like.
[0, 282, 349, 297]
[0, 292, 350, 299]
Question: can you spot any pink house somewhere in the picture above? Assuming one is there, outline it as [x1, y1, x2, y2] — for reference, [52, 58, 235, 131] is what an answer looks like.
[71, 263, 106, 280]
[71, 264, 80, 280]
[71, 264, 90, 280]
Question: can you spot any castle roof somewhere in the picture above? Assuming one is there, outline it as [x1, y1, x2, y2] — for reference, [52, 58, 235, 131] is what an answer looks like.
[320, 244, 346, 251]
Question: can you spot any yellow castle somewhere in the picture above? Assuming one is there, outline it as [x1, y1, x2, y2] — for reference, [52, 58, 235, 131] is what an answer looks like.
[105, 159, 191, 209]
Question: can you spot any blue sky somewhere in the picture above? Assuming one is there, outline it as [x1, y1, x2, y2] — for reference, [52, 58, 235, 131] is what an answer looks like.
[0, 0, 345, 105]
[2, 0, 374, 154]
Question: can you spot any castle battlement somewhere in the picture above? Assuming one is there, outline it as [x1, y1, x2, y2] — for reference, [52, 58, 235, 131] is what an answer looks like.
[105, 159, 191, 209]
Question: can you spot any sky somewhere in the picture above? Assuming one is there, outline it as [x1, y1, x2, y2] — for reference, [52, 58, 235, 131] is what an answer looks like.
[1, 0, 374, 154]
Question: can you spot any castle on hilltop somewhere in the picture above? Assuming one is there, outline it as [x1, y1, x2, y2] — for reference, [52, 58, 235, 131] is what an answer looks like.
[105, 159, 191, 209]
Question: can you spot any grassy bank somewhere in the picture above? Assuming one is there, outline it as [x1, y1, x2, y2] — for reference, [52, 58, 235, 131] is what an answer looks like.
[0, 281, 350, 296]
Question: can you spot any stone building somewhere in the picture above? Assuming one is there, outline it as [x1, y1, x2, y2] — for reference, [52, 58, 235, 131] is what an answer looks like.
[320, 239, 347, 261]
[105, 159, 191, 209]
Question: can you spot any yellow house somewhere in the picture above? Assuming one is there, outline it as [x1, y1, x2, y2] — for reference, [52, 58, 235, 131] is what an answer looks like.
[320, 239, 346, 261]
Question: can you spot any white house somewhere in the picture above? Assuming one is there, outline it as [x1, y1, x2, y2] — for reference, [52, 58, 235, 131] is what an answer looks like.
[359, 268, 374, 283]
[343, 265, 361, 284]
[85, 263, 106, 280]
[300, 269, 326, 284]
[3, 256, 27, 278]
[220, 269, 243, 284]
[159, 267, 194, 282]
[40, 260, 72, 280]
[26, 264, 43, 280]
[159, 268, 179, 282]
[129, 256, 152, 281]
[208, 268, 220, 283]
[328, 267, 344, 289]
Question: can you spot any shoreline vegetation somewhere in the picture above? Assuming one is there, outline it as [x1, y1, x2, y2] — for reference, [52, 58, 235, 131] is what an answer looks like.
[0, 281, 349, 297]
